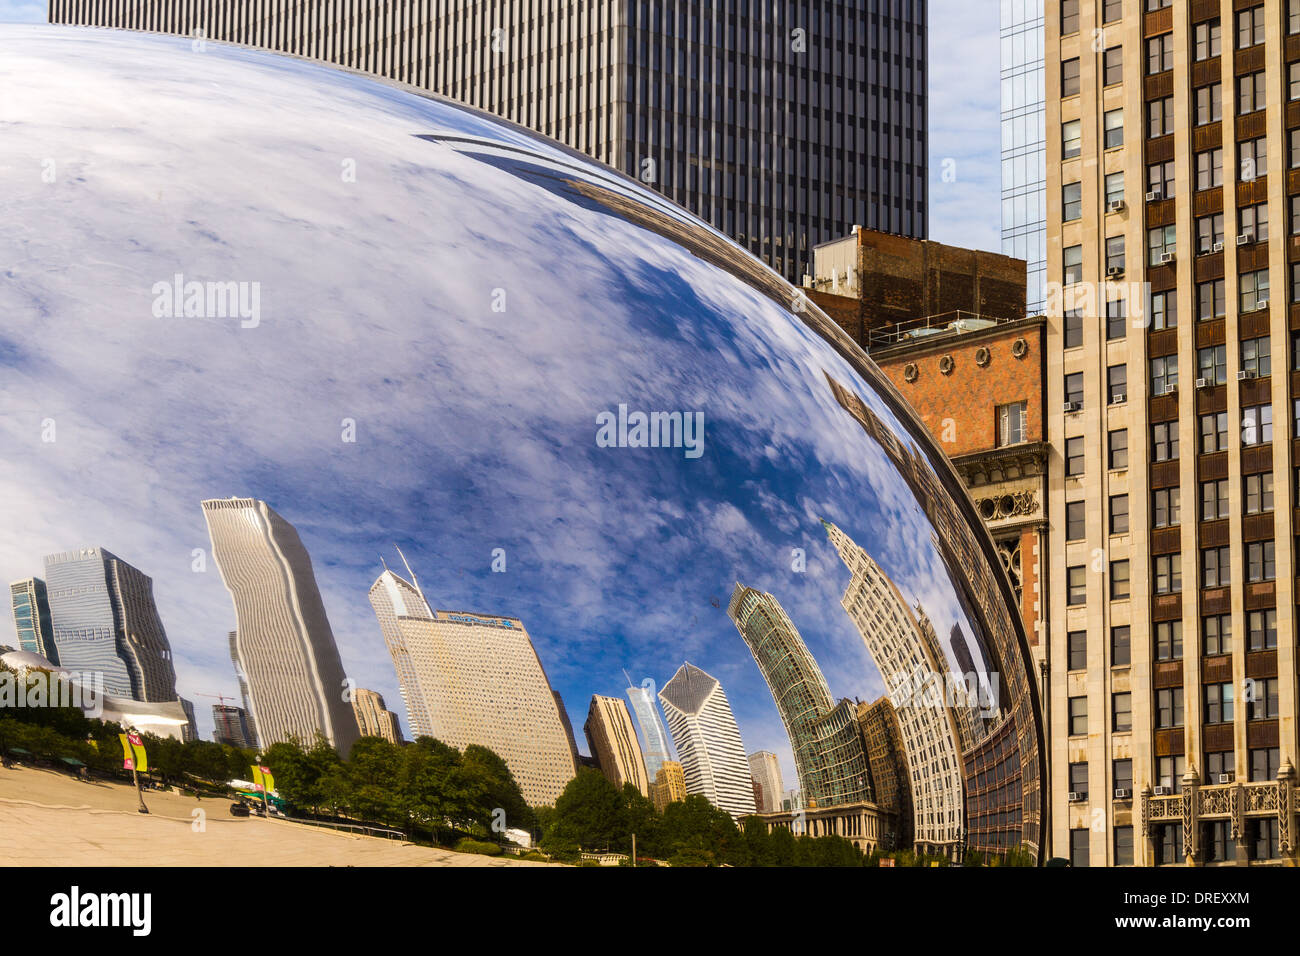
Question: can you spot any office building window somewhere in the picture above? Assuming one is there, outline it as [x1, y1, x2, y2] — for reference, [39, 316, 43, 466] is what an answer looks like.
[1248, 678, 1280, 720]
[1070, 828, 1090, 867]
[1068, 696, 1088, 736]
[1239, 202, 1268, 241]
[1200, 411, 1228, 453]
[1204, 820, 1235, 863]
[1154, 619, 1182, 660]
[1247, 608, 1277, 650]
[1196, 148, 1223, 189]
[1152, 421, 1178, 461]
[1111, 826, 1133, 866]
[1148, 159, 1175, 197]
[1066, 436, 1085, 476]
[1064, 244, 1083, 284]
[1108, 429, 1128, 470]
[1067, 565, 1086, 605]
[1068, 629, 1087, 670]
[1201, 479, 1229, 520]
[1110, 559, 1130, 599]
[1204, 682, 1234, 724]
[1155, 823, 1182, 865]
[1244, 472, 1274, 514]
[1106, 297, 1126, 339]
[1066, 501, 1086, 541]
[1157, 755, 1186, 793]
[1156, 685, 1184, 728]
[1197, 278, 1225, 320]
[1146, 34, 1172, 74]
[1069, 761, 1089, 798]
[1251, 747, 1280, 782]
[1246, 540, 1275, 582]
[1107, 363, 1127, 403]
[1194, 83, 1221, 125]
[1239, 137, 1267, 180]
[1148, 96, 1173, 137]
[1239, 270, 1269, 312]
[1111, 626, 1131, 667]
[1154, 556, 1182, 596]
[1103, 46, 1123, 86]
[1150, 288, 1176, 328]
[1112, 691, 1132, 732]
[1064, 308, 1084, 348]
[1109, 495, 1129, 535]
[1152, 486, 1179, 528]
[1062, 58, 1080, 97]
[1203, 614, 1231, 655]
[1197, 212, 1224, 253]
[1241, 336, 1270, 377]
[1114, 759, 1134, 793]
[1106, 235, 1125, 273]
[1242, 403, 1272, 445]
[1105, 170, 1126, 207]
[1065, 371, 1084, 407]
[1237, 6, 1265, 48]
[1198, 344, 1227, 385]
[997, 401, 1027, 446]
[1194, 18, 1221, 61]
[1252, 819, 1280, 861]
[1061, 0, 1080, 34]
[1201, 545, 1230, 588]
[1104, 109, 1124, 149]
[1148, 225, 1176, 265]
[1063, 181, 1082, 221]
[1150, 354, 1177, 394]
[1062, 118, 1082, 159]
[1238, 72, 1266, 114]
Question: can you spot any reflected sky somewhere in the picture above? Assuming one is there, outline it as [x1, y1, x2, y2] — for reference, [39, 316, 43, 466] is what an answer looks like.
[1, 26, 1019, 803]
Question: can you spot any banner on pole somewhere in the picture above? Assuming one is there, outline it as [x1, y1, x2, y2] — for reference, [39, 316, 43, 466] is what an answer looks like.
[119, 732, 147, 772]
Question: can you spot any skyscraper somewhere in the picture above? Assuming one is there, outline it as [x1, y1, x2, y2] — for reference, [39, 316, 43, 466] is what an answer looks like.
[650, 760, 688, 813]
[47, 1, 929, 281]
[212, 703, 257, 750]
[822, 520, 965, 856]
[584, 694, 650, 797]
[43, 547, 178, 702]
[658, 662, 756, 818]
[178, 696, 198, 743]
[747, 750, 784, 814]
[9, 578, 57, 663]
[1043, 0, 1300, 868]
[352, 687, 403, 744]
[624, 674, 673, 781]
[201, 498, 359, 756]
[1000, 0, 1047, 314]
[728, 582, 873, 807]
[856, 696, 912, 850]
[366, 564, 576, 806]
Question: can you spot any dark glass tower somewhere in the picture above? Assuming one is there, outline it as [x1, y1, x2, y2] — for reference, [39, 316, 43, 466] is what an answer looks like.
[47, 0, 928, 281]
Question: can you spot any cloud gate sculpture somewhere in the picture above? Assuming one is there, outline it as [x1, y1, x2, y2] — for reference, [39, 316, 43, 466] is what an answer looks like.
[0, 26, 1044, 862]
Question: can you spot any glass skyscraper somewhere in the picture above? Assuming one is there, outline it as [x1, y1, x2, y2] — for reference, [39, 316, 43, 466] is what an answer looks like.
[999, 0, 1046, 313]
[9, 578, 57, 663]
[48, 0, 929, 282]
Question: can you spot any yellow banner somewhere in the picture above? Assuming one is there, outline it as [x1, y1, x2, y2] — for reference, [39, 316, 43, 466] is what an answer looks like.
[119, 732, 147, 773]
[250, 764, 275, 793]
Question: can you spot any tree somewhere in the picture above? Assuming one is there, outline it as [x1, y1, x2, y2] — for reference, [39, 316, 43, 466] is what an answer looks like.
[545, 769, 627, 852]
[621, 783, 661, 858]
[462, 744, 533, 833]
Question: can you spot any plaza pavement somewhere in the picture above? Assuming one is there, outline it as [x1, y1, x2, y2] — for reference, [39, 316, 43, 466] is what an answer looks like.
[0, 765, 556, 866]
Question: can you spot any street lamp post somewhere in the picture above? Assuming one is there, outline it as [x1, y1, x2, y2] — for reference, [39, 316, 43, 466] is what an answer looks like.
[127, 727, 148, 814]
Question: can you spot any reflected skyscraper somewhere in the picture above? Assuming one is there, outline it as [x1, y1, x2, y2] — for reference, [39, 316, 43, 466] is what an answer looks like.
[822, 520, 964, 856]
[999, 0, 1046, 313]
[202, 498, 359, 756]
[213, 703, 257, 750]
[584, 695, 650, 797]
[9, 578, 57, 663]
[658, 662, 756, 819]
[366, 564, 576, 806]
[728, 582, 873, 808]
[43, 547, 177, 702]
[747, 751, 784, 814]
[625, 673, 672, 782]
[352, 687, 403, 744]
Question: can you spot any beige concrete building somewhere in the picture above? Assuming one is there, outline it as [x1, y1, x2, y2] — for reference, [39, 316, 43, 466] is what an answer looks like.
[650, 760, 687, 813]
[1046, 0, 1299, 865]
[747, 750, 784, 813]
[351, 687, 403, 744]
[583, 694, 650, 797]
[366, 567, 576, 806]
[758, 800, 891, 853]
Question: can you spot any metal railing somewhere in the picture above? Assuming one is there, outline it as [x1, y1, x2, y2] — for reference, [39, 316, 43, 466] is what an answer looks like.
[866, 310, 1017, 349]
[276, 816, 406, 841]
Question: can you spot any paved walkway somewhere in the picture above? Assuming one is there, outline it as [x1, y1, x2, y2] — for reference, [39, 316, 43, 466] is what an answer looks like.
[0, 765, 554, 866]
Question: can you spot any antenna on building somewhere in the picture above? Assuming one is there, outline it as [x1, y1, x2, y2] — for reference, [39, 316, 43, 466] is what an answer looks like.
[379, 554, 389, 572]
[395, 544, 425, 602]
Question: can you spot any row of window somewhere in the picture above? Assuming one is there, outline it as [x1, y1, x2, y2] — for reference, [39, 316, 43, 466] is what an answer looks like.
[1067, 680, 1281, 736]
[1067, 610, 1279, 672]
[1070, 815, 1282, 866]
[1067, 749, 1282, 809]
[1064, 473, 1274, 540]
[1064, 540, 1278, 604]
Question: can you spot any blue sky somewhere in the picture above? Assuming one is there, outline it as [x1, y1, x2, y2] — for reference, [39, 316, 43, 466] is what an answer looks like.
[0, 1, 1005, 254]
